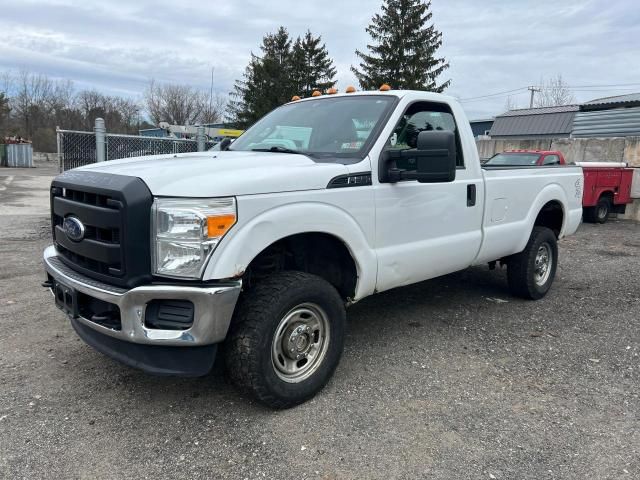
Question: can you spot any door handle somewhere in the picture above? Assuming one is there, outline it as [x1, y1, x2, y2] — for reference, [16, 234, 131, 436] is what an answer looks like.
[467, 184, 477, 207]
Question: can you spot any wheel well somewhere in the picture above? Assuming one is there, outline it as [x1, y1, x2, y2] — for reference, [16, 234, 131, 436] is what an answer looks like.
[599, 191, 614, 202]
[534, 201, 564, 237]
[243, 233, 358, 300]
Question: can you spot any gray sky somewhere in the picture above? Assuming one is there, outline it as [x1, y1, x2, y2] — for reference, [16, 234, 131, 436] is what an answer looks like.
[1, 0, 639, 120]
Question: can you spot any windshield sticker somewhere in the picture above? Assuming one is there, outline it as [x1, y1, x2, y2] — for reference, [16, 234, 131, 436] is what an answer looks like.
[341, 141, 364, 150]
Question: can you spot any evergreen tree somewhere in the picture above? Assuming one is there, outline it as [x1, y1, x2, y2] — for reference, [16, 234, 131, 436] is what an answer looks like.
[291, 31, 337, 97]
[351, 0, 450, 92]
[228, 27, 338, 128]
[228, 27, 294, 128]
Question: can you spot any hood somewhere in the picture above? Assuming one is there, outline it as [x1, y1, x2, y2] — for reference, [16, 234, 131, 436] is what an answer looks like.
[77, 151, 350, 196]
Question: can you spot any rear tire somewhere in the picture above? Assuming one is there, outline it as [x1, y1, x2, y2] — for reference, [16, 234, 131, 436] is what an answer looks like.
[507, 226, 558, 300]
[594, 197, 611, 223]
[223, 271, 346, 409]
[584, 197, 611, 224]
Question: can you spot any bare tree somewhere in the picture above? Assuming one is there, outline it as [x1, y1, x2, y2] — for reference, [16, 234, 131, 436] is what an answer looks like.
[200, 92, 227, 124]
[114, 97, 142, 129]
[535, 74, 575, 107]
[12, 70, 55, 136]
[504, 95, 519, 112]
[74, 89, 140, 132]
[144, 79, 225, 126]
[145, 80, 200, 125]
[0, 92, 10, 137]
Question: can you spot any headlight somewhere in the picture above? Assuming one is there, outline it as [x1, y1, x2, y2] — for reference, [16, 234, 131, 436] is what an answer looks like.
[152, 197, 236, 278]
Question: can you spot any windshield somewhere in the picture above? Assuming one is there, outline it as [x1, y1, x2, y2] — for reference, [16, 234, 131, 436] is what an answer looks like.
[229, 95, 397, 158]
[485, 152, 541, 166]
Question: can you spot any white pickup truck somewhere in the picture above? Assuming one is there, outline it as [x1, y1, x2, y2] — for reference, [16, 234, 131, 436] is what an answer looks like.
[43, 89, 583, 408]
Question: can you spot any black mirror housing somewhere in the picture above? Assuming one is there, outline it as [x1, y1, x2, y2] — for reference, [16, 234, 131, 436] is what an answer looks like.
[380, 130, 457, 183]
[414, 130, 457, 183]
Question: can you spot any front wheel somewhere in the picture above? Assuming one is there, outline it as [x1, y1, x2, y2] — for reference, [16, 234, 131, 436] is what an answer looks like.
[507, 226, 558, 300]
[223, 271, 346, 409]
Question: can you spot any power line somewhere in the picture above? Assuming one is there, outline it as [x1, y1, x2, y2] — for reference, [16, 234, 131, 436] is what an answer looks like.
[459, 82, 640, 104]
[458, 87, 528, 102]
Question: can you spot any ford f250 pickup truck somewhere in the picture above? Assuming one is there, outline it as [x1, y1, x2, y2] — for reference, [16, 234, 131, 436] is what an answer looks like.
[43, 89, 584, 408]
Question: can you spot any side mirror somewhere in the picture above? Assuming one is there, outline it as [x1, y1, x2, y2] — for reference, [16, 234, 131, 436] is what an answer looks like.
[219, 138, 232, 151]
[413, 130, 457, 182]
[381, 130, 457, 183]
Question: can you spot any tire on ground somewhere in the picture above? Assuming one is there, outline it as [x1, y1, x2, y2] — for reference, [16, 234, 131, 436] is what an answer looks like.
[584, 196, 611, 224]
[223, 271, 346, 409]
[507, 226, 558, 300]
[595, 197, 611, 224]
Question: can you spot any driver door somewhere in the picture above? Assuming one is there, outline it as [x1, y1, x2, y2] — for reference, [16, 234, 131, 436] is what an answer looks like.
[374, 101, 484, 291]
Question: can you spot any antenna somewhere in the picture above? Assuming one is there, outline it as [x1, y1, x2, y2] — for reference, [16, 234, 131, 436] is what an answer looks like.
[208, 66, 215, 121]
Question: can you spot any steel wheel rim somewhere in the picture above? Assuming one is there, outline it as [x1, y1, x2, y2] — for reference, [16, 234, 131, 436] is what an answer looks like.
[534, 243, 552, 286]
[271, 303, 330, 383]
[598, 205, 607, 219]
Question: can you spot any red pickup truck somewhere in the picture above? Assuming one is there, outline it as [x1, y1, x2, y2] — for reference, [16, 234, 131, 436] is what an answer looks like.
[485, 150, 635, 223]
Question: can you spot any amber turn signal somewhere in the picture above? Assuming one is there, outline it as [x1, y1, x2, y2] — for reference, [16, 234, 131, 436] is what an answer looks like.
[207, 214, 236, 238]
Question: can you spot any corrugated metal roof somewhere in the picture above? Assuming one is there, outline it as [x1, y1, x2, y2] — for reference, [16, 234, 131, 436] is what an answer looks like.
[489, 110, 577, 137]
[583, 92, 640, 106]
[572, 106, 640, 137]
[498, 105, 579, 117]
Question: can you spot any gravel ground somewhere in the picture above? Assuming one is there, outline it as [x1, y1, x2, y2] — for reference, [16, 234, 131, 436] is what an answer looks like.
[0, 167, 639, 479]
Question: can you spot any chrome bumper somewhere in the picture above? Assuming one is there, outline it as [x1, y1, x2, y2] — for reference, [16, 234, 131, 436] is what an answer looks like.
[43, 245, 241, 347]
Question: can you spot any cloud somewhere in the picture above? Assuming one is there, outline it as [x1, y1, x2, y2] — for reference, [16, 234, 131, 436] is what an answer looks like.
[1, 0, 638, 119]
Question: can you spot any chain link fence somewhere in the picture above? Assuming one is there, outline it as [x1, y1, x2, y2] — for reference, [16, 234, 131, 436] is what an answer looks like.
[57, 124, 216, 172]
[57, 130, 98, 170]
[106, 133, 215, 161]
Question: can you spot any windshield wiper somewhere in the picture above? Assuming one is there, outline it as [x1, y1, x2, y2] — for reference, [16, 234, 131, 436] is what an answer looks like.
[251, 146, 303, 155]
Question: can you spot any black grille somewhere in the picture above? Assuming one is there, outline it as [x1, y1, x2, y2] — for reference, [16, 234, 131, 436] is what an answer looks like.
[51, 171, 153, 288]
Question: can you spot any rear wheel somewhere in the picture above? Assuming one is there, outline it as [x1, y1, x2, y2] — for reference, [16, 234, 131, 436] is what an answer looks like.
[223, 271, 346, 409]
[594, 197, 611, 223]
[507, 226, 558, 300]
[584, 197, 611, 223]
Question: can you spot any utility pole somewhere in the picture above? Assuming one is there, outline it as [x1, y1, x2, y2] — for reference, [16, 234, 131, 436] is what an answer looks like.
[528, 86, 541, 108]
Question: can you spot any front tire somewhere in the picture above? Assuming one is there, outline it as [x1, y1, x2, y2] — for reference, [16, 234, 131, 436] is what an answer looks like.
[507, 226, 558, 300]
[223, 271, 346, 409]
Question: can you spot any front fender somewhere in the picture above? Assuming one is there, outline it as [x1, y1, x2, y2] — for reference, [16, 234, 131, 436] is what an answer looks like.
[202, 201, 377, 300]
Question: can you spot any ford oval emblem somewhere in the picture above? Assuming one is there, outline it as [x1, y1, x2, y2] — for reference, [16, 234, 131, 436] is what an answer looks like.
[63, 216, 85, 242]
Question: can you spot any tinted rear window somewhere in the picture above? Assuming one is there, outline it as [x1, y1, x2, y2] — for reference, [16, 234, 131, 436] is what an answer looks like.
[485, 153, 541, 166]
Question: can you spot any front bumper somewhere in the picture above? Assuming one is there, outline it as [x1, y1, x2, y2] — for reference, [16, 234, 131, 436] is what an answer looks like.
[43, 245, 241, 374]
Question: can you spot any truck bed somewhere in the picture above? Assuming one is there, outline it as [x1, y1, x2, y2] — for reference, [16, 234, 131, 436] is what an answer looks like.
[473, 165, 583, 265]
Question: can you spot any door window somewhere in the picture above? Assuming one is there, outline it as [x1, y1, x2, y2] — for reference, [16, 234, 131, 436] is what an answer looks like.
[386, 102, 464, 170]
